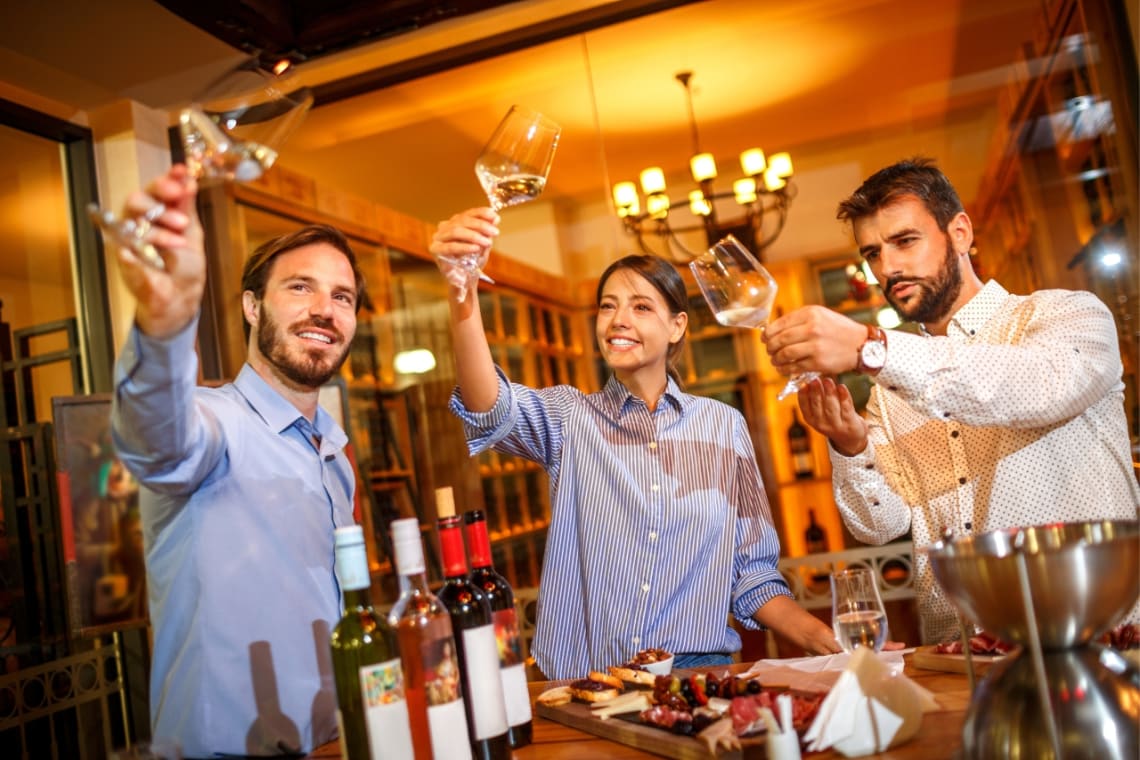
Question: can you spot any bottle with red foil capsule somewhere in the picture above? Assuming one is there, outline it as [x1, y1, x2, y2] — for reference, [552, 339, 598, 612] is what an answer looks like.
[388, 517, 472, 760]
[435, 487, 510, 760]
[464, 508, 533, 748]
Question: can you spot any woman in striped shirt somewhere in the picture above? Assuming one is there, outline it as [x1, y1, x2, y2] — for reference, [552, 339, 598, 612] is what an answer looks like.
[432, 207, 839, 679]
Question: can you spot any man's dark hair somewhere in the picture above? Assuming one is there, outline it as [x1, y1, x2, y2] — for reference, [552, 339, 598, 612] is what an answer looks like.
[836, 157, 965, 230]
[240, 224, 366, 341]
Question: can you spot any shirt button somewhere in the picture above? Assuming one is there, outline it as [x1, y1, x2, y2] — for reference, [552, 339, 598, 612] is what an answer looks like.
[950, 430, 960, 438]
[958, 476, 967, 485]
[632, 636, 641, 645]
[648, 441, 658, 450]
[943, 411, 952, 419]
[641, 583, 650, 593]
[649, 531, 658, 541]
[864, 463, 874, 470]
[651, 484, 660, 493]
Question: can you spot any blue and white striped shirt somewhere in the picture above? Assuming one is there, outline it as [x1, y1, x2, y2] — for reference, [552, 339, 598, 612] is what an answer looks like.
[450, 370, 791, 679]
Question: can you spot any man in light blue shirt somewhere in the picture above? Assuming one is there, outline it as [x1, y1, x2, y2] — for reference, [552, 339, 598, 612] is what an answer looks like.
[109, 166, 363, 757]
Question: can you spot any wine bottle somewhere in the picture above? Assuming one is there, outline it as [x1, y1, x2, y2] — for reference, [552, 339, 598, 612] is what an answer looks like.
[788, 409, 814, 479]
[330, 525, 414, 760]
[388, 518, 473, 760]
[805, 509, 828, 555]
[434, 488, 511, 760]
[464, 509, 532, 748]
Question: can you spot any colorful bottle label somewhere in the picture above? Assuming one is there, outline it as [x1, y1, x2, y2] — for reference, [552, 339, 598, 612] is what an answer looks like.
[360, 658, 414, 760]
[492, 608, 532, 727]
[421, 633, 472, 760]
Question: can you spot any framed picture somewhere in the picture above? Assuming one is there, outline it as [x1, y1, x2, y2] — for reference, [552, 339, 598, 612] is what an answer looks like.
[53, 394, 147, 636]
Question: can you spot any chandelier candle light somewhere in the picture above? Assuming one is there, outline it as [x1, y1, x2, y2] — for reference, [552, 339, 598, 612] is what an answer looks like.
[611, 71, 795, 262]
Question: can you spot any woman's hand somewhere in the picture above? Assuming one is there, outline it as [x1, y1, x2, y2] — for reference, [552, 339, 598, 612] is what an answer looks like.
[430, 207, 499, 298]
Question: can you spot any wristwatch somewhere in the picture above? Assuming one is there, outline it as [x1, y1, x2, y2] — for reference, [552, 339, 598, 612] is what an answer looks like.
[857, 324, 887, 375]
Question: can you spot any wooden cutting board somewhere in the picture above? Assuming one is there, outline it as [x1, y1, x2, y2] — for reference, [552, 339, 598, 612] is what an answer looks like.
[910, 645, 1010, 675]
[534, 698, 767, 759]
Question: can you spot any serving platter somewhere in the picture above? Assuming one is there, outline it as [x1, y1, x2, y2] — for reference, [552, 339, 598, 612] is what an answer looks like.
[910, 645, 1010, 675]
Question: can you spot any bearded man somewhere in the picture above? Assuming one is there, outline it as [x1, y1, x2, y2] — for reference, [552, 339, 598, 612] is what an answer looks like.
[110, 165, 364, 757]
[762, 157, 1139, 644]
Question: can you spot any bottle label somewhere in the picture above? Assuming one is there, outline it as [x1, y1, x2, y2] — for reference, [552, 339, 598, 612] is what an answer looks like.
[492, 608, 524, 666]
[360, 658, 414, 760]
[501, 662, 532, 728]
[428, 699, 472, 760]
[461, 624, 509, 740]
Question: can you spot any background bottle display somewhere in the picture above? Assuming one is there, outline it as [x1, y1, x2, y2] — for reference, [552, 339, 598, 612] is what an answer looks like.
[788, 409, 814, 479]
[388, 517, 473, 760]
[330, 525, 414, 760]
[804, 509, 828, 554]
[464, 508, 533, 748]
[435, 487, 511, 760]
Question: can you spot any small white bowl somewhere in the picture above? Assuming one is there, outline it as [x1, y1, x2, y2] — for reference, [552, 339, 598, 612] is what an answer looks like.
[641, 654, 674, 675]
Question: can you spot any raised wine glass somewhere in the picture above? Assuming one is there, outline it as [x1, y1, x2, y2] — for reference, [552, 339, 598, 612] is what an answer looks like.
[688, 235, 818, 400]
[443, 105, 561, 301]
[830, 567, 889, 653]
[88, 56, 313, 270]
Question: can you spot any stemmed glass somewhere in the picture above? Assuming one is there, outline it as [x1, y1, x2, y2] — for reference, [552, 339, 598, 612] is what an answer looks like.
[88, 57, 313, 270]
[688, 235, 818, 400]
[443, 105, 561, 301]
[830, 567, 889, 653]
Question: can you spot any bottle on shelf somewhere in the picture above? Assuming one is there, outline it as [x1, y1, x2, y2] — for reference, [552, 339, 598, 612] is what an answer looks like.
[330, 525, 414, 760]
[788, 409, 815, 480]
[434, 487, 511, 760]
[388, 517, 473, 760]
[464, 508, 533, 748]
[804, 509, 828, 555]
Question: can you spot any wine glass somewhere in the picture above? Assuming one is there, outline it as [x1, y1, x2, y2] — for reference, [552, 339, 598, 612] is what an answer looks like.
[830, 567, 889, 653]
[444, 106, 561, 301]
[688, 235, 819, 400]
[88, 57, 313, 270]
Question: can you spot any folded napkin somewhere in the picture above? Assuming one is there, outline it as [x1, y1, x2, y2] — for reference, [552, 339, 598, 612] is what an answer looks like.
[801, 647, 937, 757]
[743, 649, 910, 694]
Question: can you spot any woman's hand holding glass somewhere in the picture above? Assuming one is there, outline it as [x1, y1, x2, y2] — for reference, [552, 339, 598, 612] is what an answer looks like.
[431, 208, 500, 296]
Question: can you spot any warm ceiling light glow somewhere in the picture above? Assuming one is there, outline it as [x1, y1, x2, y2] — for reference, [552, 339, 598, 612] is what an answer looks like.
[767, 152, 793, 178]
[272, 58, 292, 76]
[394, 348, 436, 375]
[613, 182, 639, 217]
[763, 167, 787, 191]
[733, 178, 757, 204]
[647, 192, 670, 219]
[690, 153, 718, 182]
[640, 167, 666, 195]
[689, 190, 712, 216]
[740, 149, 766, 177]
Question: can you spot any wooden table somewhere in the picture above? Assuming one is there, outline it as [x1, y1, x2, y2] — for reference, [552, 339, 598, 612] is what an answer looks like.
[306, 655, 973, 759]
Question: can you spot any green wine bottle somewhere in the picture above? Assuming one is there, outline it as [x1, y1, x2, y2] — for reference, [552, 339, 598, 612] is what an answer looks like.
[330, 525, 413, 760]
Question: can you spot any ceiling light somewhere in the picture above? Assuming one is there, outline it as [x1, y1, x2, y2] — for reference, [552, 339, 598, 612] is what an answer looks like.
[610, 71, 795, 263]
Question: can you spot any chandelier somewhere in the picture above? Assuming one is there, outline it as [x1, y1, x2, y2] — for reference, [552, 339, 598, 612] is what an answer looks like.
[611, 71, 795, 263]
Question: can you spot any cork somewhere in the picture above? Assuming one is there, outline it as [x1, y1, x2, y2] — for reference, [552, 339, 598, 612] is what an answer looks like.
[435, 486, 456, 518]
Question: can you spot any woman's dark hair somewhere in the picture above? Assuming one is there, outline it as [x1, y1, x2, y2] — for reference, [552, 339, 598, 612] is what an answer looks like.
[836, 156, 965, 231]
[595, 254, 688, 386]
[240, 224, 366, 341]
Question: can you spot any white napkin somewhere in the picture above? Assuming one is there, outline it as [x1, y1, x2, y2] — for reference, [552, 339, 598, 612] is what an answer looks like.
[743, 649, 910, 694]
[801, 647, 937, 757]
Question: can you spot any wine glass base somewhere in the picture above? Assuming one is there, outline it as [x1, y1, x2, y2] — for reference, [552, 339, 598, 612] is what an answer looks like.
[777, 372, 820, 401]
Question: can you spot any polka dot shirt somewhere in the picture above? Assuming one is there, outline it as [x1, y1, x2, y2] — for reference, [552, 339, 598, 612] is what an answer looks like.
[829, 281, 1140, 643]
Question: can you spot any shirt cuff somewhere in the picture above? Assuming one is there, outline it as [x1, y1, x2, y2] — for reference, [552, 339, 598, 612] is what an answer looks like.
[733, 578, 793, 631]
[447, 367, 515, 456]
[877, 330, 933, 394]
[114, 316, 200, 389]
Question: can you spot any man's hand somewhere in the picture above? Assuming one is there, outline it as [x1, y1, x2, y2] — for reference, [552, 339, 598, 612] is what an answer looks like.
[430, 207, 499, 299]
[763, 305, 866, 377]
[118, 165, 206, 339]
[798, 377, 868, 457]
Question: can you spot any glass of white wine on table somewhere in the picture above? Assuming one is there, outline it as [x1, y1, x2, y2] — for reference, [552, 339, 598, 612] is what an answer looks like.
[442, 105, 562, 301]
[830, 567, 889, 653]
[88, 56, 313, 269]
[688, 234, 819, 400]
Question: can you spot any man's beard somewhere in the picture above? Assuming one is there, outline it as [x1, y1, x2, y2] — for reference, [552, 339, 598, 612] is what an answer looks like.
[882, 237, 963, 325]
[257, 307, 351, 389]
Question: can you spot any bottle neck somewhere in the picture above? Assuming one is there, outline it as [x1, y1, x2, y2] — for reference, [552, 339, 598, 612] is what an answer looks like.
[464, 513, 493, 569]
[342, 586, 372, 611]
[392, 525, 432, 591]
[438, 515, 469, 578]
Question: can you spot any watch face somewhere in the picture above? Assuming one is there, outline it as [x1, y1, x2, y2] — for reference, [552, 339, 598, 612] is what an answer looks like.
[861, 340, 886, 370]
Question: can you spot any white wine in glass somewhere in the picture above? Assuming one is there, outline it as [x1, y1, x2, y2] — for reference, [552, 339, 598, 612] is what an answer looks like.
[88, 57, 313, 270]
[442, 105, 561, 300]
[689, 235, 819, 399]
[831, 567, 889, 653]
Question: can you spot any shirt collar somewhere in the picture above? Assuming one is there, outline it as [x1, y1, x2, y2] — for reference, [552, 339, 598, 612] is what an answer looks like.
[600, 374, 688, 419]
[943, 280, 1008, 339]
[233, 364, 348, 449]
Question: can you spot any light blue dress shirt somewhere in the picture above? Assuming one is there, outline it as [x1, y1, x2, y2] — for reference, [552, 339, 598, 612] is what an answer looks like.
[111, 319, 355, 757]
[450, 371, 791, 680]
